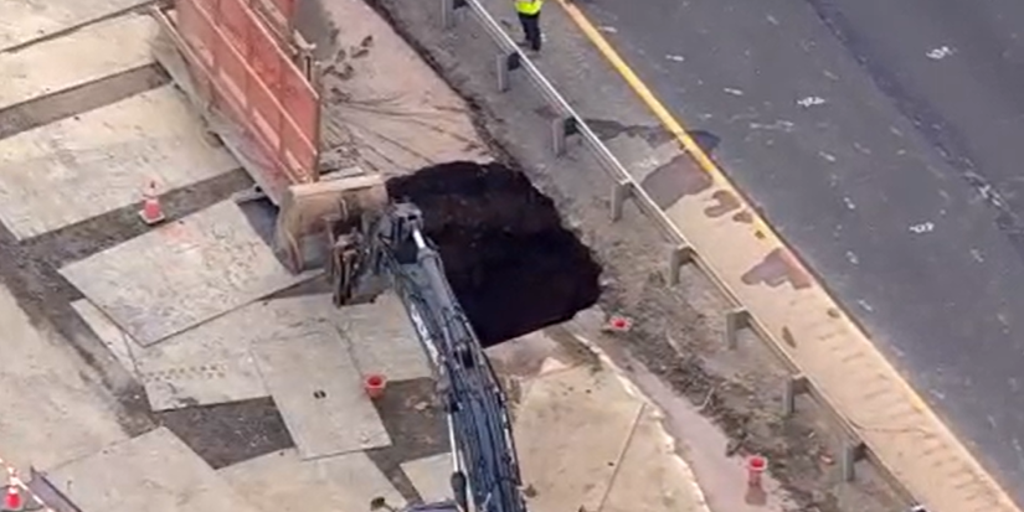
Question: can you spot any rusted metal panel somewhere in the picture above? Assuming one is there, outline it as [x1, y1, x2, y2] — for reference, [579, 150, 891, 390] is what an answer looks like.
[248, 0, 296, 51]
[158, 0, 320, 203]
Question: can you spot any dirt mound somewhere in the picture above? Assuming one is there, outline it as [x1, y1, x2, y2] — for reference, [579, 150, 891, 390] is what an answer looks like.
[387, 161, 601, 346]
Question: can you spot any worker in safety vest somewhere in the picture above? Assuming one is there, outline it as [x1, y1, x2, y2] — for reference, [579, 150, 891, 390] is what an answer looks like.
[514, 0, 544, 53]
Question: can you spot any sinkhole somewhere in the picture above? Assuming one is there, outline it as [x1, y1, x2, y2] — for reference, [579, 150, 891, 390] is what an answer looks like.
[386, 161, 602, 347]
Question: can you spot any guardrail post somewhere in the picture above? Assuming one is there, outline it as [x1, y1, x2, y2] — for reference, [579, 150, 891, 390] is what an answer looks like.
[723, 308, 750, 350]
[552, 116, 579, 156]
[841, 441, 867, 482]
[495, 52, 521, 92]
[441, 0, 468, 29]
[610, 180, 634, 221]
[782, 374, 809, 417]
[667, 244, 694, 285]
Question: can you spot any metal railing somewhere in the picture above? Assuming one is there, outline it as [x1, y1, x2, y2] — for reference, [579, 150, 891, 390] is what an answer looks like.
[441, 0, 689, 256]
[435, 0, 922, 509]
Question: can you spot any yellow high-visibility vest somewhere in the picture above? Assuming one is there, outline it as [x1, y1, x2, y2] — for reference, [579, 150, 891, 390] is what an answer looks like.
[515, 0, 543, 15]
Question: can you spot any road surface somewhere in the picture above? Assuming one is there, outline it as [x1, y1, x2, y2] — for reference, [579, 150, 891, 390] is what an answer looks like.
[573, 0, 1024, 504]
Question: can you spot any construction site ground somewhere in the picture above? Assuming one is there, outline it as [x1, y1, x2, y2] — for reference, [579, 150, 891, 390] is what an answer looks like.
[0, 0, 913, 512]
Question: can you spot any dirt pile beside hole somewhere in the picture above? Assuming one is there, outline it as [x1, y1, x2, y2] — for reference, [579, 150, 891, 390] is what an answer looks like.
[386, 161, 601, 346]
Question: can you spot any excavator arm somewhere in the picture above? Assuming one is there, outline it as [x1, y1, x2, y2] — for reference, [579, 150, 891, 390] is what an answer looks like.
[330, 202, 528, 512]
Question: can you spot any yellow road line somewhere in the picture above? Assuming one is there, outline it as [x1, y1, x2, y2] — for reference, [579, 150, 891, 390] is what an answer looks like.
[553, 0, 777, 239]
[554, 0, 1017, 508]
[555, 0, 956, 418]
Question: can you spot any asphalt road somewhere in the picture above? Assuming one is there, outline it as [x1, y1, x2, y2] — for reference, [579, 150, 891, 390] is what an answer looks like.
[573, 0, 1024, 504]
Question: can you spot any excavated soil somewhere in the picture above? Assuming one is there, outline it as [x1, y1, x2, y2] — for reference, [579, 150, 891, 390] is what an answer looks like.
[386, 161, 602, 346]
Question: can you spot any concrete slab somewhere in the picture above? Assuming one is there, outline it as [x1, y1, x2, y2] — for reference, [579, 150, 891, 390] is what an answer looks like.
[252, 323, 391, 459]
[514, 366, 644, 512]
[134, 295, 342, 411]
[0, 286, 128, 473]
[74, 288, 429, 410]
[60, 200, 313, 345]
[336, 292, 432, 381]
[137, 293, 370, 411]
[0, 13, 157, 110]
[0, 0, 150, 51]
[71, 299, 139, 374]
[401, 453, 453, 504]
[219, 449, 404, 512]
[44, 427, 258, 512]
[602, 405, 709, 512]
[0, 84, 236, 239]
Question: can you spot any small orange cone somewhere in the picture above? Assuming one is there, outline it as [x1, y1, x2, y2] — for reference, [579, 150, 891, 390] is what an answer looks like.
[743, 454, 769, 505]
[605, 315, 632, 333]
[746, 455, 768, 487]
[139, 181, 166, 225]
[364, 374, 386, 400]
[4, 482, 22, 511]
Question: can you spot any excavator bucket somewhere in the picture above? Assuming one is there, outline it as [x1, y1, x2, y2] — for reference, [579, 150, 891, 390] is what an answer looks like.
[274, 170, 389, 273]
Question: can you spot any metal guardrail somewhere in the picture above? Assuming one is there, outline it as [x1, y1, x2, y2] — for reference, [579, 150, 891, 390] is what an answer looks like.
[441, 0, 686, 252]
[436, 0, 922, 509]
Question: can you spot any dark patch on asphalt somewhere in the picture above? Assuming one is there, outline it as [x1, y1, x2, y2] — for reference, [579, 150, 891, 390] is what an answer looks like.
[703, 189, 742, 218]
[386, 161, 603, 347]
[158, 398, 295, 469]
[365, 377, 448, 503]
[584, 118, 673, 147]
[732, 210, 755, 224]
[741, 248, 813, 290]
[0, 64, 169, 140]
[641, 154, 713, 209]
[689, 129, 721, 154]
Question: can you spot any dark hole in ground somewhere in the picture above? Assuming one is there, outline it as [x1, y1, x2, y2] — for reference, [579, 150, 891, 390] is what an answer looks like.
[386, 161, 602, 347]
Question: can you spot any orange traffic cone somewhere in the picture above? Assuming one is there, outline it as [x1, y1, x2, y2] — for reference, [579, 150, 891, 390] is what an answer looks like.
[744, 454, 768, 505]
[139, 181, 166, 225]
[4, 482, 22, 511]
[746, 455, 767, 487]
[604, 315, 632, 333]
[364, 374, 387, 400]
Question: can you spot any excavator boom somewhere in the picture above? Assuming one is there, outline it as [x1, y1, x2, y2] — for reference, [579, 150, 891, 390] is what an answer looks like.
[330, 202, 527, 512]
